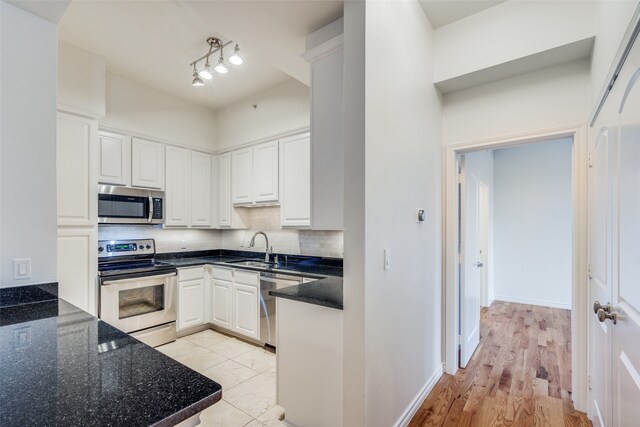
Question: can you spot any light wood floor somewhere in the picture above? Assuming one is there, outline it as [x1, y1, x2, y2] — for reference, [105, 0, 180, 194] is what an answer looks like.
[409, 301, 591, 427]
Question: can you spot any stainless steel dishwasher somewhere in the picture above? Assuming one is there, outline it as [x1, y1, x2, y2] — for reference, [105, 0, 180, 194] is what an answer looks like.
[259, 272, 303, 350]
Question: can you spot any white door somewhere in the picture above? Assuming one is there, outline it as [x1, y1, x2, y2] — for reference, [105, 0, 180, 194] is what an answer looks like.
[460, 162, 481, 368]
[191, 151, 213, 227]
[97, 131, 130, 186]
[233, 283, 259, 339]
[611, 44, 640, 426]
[165, 145, 190, 227]
[57, 113, 97, 226]
[219, 153, 232, 227]
[253, 140, 279, 203]
[280, 134, 311, 227]
[231, 147, 253, 205]
[479, 182, 490, 307]
[588, 125, 615, 427]
[178, 278, 205, 331]
[131, 138, 165, 190]
[211, 279, 232, 329]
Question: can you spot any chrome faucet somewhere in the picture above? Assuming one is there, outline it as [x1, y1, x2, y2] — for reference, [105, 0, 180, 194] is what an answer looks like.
[249, 231, 271, 262]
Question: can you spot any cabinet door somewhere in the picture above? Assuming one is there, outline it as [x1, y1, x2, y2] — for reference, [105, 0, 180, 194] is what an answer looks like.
[280, 134, 311, 227]
[132, 138, 165, 190]
[253, 141, 279, 203]
[211, 279, 232, 329]
[191, 151, 212, 227]
[57, 228, 98, 316]
[178, 278, 205, 331]
[165, 145, 190, 227]
[57, 113, 98, 226]
[232, 147, 253, 205]
[97, 131, 130, 186]
[233, 283, 259, 339]
[219, 153, 232, 227]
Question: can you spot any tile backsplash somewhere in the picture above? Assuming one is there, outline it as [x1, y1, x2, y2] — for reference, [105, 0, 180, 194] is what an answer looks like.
[98, 207, 343, 258]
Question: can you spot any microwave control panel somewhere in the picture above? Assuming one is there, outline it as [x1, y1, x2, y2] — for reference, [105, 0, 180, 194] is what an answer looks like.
[152, 198, 163, 219]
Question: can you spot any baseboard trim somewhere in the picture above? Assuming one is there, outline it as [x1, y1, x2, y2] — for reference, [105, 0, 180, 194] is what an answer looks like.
[394, 364, 444, 427]
[494, 295, 571, 310]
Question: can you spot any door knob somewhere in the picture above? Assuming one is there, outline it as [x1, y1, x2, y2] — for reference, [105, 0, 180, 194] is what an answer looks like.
[593, 301, 612, 314]
[597, 308, 617, 324]
[476, 262, 484, 268]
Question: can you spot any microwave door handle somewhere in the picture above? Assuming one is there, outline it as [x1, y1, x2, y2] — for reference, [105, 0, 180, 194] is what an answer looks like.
[148, 196, 153, 223]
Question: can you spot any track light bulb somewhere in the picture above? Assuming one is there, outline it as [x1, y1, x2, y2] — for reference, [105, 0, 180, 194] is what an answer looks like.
[229, 44, 243, 65]
[192, 65, 204, 86]
[215, 55, 228, 74]
[199, 59, 213, 80]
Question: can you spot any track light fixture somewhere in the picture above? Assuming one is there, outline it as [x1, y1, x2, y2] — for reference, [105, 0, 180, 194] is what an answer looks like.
[190, 37, 242, 86]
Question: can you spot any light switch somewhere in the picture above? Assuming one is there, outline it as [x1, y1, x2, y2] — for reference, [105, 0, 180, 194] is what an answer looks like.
[13, 258, 31, 280]
[181, 240, 187, 249]
[384, 248, 391, 271]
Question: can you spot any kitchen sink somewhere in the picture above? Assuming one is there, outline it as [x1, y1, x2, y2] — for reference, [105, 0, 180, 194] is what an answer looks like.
[226, 260, 275, 268]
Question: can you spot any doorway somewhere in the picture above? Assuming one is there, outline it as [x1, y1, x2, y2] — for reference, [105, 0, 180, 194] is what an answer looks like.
[443, 126, 589, 412]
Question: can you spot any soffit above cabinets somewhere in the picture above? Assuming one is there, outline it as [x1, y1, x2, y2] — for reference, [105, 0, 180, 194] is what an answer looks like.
[418, 0, 506, 29]
[58, 0, 342, 110]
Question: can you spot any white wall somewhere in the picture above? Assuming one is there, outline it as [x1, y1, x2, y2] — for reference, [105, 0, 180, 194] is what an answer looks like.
[464, 150, 494, 305]
[58, 41, 106, 118]
[493, 138, 572, 309]
[590, 0, 639, 108]
[0, 1, 58, 287]
[433, 1, 594, 84]
[214, 79, 310, 151]
[443, 59, 590, 144]
[102, 72, 217, 151]
[361, 1, 443, 425]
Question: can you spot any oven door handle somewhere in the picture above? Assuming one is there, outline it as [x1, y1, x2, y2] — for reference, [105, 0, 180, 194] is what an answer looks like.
[148, 196, 154, 223]
[102, 272, 176, 285]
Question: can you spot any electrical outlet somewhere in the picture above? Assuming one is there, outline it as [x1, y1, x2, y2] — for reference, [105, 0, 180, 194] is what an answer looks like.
[181, 240, 187, 249]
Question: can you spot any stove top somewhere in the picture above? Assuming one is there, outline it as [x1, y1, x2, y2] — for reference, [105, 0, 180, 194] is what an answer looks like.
[97, 238, 176, 278]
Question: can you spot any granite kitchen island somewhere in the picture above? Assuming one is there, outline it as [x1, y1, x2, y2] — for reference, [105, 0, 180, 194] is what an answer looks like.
[0, 284, 222, 427]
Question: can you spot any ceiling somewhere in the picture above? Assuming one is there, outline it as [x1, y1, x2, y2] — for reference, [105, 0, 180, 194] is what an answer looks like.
[419, 0, 507, 29]
[59, 1, 343, 110]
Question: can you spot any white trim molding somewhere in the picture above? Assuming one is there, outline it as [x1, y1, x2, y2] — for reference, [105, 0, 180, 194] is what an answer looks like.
[301, 34, 344, 63]
[493, 296, 571, 310]
[442, 124, 589, 412]
[394, 364, 444, 427]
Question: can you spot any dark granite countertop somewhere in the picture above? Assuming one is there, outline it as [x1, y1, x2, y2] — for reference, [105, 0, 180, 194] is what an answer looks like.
[0, 286, 222, 427]
[156, 249, 343, 279]
[156, 250, 345, 310]
[268, 276, 343, 310]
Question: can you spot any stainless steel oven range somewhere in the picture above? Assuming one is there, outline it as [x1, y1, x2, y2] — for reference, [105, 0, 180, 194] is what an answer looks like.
[98, 238, 177, 347]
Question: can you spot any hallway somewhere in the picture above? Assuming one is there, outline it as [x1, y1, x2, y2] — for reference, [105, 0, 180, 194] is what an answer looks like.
[409, 301, 591, 426]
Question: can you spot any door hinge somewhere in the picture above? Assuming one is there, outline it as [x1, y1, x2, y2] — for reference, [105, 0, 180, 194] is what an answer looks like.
[458, 173, 464, 184]
[588, 373, 592, 390]
[588, 152, 593, 168]
[457, 334, 462, 347]
[457, 253, 463, 265]
[587, 263, 592, 279]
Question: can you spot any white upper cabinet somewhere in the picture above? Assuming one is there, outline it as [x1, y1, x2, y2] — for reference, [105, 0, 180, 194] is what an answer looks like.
[232, 147, 253, 204]
[253, 141, 279, 203]
[57, 113, 98, 226]
[97, 131, 130, 186]
[231, 141, 279, 206]
[280, 134, 311, 227]
[165, 145, 190, 227]
[219, 153, 249, 229]
[191, 151, 213, 227]
[304, 27, 344, 230]
[131, 138, 165, 190]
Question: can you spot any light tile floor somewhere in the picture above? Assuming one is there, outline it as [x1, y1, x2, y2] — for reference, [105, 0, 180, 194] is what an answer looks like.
[156, 329, 285, 427]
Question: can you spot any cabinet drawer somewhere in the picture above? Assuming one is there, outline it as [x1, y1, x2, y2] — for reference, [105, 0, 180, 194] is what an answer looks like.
[234, 269, 259, 286]
[212, 266, 233, 281]
[178, 266, 204, 281]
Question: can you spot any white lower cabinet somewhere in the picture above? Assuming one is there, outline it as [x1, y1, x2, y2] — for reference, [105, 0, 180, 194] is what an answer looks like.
[209, 267, 259, 339]
[211, 278, 232, 329]
[177, 267, 206, 331]
[57, 228, 98, 316]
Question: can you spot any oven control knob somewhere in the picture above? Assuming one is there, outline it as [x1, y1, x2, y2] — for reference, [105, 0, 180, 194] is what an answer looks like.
[146, 244, 151, 249]
[98, 246, 104, 253]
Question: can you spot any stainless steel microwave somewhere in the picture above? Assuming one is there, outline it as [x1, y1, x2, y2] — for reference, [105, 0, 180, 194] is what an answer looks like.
[98, 185, 164, 224]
